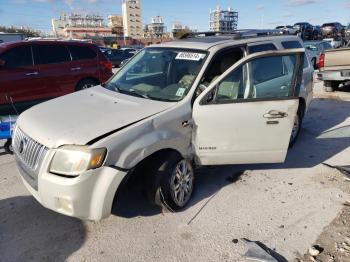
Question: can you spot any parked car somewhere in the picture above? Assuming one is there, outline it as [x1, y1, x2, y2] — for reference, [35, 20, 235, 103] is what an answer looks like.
[321, 22, 345, 38]
[275, 25, 296, 35]
[0, 33, 25, 43]
[304, 40, 333, 68]
[0, 40, 113, 115]
[101, 48, 135, 68]
[312, 26, 322, 40]
[345, 24, 350, 40]
[323, 38, 343, 49]
[293, 22, 314, 40]
[13, 32, 313, 220]
[318, 47, 350, 92]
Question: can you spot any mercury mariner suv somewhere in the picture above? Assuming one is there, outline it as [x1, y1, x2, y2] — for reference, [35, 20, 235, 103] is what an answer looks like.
[13, 32, 313, 220]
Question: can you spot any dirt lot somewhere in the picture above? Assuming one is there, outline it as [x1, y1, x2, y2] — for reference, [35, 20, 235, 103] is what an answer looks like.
[0, 81, 349, 262]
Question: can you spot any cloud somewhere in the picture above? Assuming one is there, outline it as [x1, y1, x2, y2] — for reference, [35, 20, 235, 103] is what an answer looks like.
[288, 0, 318, 5]
[256, 4, 265, 11]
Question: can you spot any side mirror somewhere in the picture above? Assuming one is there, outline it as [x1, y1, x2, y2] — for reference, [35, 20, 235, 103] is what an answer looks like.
[0, 59, 5, 67]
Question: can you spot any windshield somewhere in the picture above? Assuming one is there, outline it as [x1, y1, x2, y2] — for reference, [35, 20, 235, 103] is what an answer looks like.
[104, 48, 207, 102]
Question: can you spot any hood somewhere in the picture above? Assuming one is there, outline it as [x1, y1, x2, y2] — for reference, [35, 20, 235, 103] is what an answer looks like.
[17, 86, 175, 148]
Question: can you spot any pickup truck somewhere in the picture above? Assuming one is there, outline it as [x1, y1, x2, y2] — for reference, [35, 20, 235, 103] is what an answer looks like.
[318, 47, 350, 92]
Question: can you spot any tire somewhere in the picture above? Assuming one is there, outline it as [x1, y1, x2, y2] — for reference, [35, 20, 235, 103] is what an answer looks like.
[146, 152, 195, 211]
[76, 78, 99, 91]
[289, 103, 304, 148]
[311, 58, 317, 69]
[323, 81, 339, 92]
[4, 139, 13, 155]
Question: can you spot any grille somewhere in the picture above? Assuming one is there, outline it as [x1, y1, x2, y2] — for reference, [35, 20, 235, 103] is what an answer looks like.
[13, 126, 48, 171]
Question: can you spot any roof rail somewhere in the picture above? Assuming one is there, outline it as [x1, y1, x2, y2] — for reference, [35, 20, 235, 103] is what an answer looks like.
[179, 29, 284, 40]
[179, 31, 241, 40]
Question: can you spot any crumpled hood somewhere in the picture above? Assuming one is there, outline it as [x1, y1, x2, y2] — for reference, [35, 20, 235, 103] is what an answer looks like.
[17, 86, 175, 148]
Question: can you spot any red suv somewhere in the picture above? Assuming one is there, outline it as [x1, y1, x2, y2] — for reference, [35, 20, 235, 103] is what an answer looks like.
[0, 40, 113, 115]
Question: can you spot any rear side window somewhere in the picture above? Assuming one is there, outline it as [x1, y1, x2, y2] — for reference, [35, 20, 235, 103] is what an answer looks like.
[34, 44, 70, 65]
[69, 45, 97, 60]
[281, 41, 303, 49]
[0, 45, 33, 68]
[248, 44, 276, 54]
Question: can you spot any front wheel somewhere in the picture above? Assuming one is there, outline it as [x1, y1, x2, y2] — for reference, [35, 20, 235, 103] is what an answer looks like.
[76, 78, 99, 91]
[4, 139, 13, 155]
[147, 152, 195, 211]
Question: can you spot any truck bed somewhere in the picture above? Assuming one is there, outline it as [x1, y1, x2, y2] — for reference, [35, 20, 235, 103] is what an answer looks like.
[323, 48, 350, 71]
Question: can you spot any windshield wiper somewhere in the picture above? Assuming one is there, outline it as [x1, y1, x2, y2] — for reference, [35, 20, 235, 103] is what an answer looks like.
[107, 83, 150, 99]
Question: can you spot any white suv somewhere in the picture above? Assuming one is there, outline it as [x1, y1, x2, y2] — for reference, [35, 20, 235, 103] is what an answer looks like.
[13, 32, 313, 220]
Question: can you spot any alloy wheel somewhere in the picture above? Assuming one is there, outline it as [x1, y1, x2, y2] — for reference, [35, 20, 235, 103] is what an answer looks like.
[170, 160, 194, 207]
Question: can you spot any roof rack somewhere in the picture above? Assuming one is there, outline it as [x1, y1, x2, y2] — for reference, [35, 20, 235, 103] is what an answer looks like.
[179, 29, 284, 40]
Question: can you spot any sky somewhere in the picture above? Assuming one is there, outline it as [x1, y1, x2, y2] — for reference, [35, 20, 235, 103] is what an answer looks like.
[0, 0, 349, 33]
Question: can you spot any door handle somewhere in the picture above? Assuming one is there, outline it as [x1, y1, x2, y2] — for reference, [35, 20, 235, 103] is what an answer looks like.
[263, 110, 288, 119]
[25, 72, 38, 76]
[71, 67, 81, 71]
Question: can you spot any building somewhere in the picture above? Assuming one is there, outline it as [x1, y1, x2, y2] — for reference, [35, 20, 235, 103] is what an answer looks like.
[108, 15, 124, 36]
[145, 16, 167, 38]
[122, 0, 143, 39]
[209, 6, 238, 32]
[52, 13, 113, 38]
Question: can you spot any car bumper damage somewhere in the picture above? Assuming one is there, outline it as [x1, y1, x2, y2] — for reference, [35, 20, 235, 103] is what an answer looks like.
[16, 152, 127, 220]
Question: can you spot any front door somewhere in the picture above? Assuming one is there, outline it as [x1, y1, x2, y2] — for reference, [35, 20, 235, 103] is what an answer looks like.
[192, 49, 304, 165]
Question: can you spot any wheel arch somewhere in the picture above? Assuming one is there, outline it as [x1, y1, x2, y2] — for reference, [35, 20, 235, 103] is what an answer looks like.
[298, 97, 306, 117]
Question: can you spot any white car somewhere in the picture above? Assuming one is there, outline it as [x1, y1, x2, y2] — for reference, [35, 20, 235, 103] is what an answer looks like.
[13, 33, 313, 220]
[323, 38, 342, 49]
[276, 25, 297, 35]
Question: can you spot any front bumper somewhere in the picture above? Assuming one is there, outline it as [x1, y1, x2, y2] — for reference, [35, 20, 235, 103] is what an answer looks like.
[317, 71, 350, 82]
[16, 151, 127, 220]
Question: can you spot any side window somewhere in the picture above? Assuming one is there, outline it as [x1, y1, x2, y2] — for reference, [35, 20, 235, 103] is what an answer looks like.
[69, 45, 96, 60]
[34, 44, 70, 65]
[0, 46, 33, 69]
[248, 43, 277, 54]
[213, 54, 298, 103]
[303, 54, 309, 69]
[281, 41, 303, 49]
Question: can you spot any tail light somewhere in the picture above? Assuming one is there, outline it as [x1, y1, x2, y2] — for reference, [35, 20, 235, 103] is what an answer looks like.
[100, 60, 112, 71]
[319, 53, 325, 69]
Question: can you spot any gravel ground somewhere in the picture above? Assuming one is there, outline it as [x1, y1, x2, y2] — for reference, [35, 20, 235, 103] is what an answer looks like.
[0, 81, 349, 262]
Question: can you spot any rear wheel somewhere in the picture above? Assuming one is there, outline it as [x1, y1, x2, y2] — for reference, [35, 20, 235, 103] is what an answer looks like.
[76, 78, 99, 91]
[323, 80, 340, 92]
[289, 103, 304, 148]
[147, 152, 195, 211]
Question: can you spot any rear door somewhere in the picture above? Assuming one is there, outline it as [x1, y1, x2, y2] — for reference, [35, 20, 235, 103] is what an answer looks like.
[0, 45, 42, 114]
[68, 45, 99, 85]
[32, 43, 73, 98]
[192, 49, 304, 165]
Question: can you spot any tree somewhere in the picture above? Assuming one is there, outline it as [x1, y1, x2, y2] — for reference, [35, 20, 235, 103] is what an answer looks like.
[0, 26, 40, 37]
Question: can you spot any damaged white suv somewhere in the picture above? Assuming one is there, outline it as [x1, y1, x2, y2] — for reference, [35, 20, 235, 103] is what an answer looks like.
[13, 32, 313, 220]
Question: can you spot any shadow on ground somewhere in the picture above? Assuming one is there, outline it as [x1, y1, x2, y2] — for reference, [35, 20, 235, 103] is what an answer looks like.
[0, 196, 86, 262]
[113, 98, 350, 218]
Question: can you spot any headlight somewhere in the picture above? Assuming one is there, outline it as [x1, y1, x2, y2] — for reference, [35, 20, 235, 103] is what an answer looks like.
[49, 146, 107, 176]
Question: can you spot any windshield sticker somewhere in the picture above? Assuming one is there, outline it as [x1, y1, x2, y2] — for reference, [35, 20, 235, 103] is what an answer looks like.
[175, 52, 205, 61]
[175, 87, 186, 97]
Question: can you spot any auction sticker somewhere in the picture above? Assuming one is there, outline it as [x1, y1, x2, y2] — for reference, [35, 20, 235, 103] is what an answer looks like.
[176, 87, 186, 97]
[176, 52, 205, 61]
